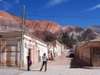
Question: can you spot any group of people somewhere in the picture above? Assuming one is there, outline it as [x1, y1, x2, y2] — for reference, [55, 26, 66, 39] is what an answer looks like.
[27, 50, 48, 72]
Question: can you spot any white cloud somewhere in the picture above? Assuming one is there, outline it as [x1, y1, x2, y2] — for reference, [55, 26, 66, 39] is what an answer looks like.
[81, 4, 100, 13]
[0, 0, 10, 10]
[87, 4, 100, 11]
[0, 0, 20, 11]
[0, 0, 3, 2]
[46, 0, 69, 7]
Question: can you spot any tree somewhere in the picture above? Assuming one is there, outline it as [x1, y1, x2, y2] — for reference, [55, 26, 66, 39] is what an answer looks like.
[58, 32, 75, 47]
[81, 28, 97, 41]
[44, 31, 57, 42]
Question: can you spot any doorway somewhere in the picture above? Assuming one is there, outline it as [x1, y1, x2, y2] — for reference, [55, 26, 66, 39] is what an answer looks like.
[0, 39, 20, 67]
[91, 47, 100, 66]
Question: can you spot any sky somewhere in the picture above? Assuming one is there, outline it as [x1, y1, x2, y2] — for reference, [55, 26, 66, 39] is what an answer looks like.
[0, 0, 100, 27]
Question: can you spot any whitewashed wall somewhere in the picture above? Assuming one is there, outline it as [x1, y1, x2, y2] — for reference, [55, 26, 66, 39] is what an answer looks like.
[22, 35, 48, 65]
[54, 41, 64, 56]
[35, 39, 48, 60]
[48, 41, 64, 57]
[23, 35, 35, 66]
[21, 35, 65, 66]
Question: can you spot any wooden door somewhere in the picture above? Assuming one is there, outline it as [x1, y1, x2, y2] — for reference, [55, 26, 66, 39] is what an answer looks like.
[6, 46, 19, 67]
[0, 40, 6, 65]
[92, 48, 100, 66]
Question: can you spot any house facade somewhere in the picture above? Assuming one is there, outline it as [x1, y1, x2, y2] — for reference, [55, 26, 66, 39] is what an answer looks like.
[0, 31, 49, 68]
[47, 41, 65, 60]
[76, 38, 100, 67]
[0, 24, 64, 68]
[0, 24, 49, 68]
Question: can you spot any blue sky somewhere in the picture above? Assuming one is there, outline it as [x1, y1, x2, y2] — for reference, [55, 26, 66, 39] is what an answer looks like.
[0, 0, 100, 27]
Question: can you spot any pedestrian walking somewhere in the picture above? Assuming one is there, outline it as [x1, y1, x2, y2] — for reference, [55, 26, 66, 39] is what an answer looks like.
[40, 53, 48, 72]
[27, 49, 32, 71]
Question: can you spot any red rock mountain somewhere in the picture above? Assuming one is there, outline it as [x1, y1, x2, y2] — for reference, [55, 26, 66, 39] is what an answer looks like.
[0, 11, 19, 26]
[0, 11, 61, 41]
[0, 11, 61, 33]
[0, 11, 98, 42]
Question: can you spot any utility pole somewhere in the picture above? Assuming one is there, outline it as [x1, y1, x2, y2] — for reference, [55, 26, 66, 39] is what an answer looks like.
[20, 5, 26, 69]
[22, 5, 26, 27]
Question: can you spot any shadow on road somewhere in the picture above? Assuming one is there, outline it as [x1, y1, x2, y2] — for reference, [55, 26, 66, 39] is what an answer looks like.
[70, 58, 88, 68]
[31, 70, 40, 71]
[20, 69, 40, 71]
[20, 69, 40, 72]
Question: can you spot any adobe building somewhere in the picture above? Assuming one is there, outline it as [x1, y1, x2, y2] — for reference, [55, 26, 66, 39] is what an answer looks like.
[0, 24, 64, 68]
[76, 38, 100, 67]
[0, 31, 35, 67]
[47, 40, 65, 60]
[0, 24, 49, 68]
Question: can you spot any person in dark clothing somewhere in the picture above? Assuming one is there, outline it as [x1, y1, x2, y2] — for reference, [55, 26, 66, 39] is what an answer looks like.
[27, 49, 32, 71]
[40, 53, 48, 72]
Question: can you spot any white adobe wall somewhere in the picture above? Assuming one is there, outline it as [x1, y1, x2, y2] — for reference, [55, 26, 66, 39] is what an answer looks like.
[48, 41, 64, 57]
[23, 35, 35, 66]
[35, 40, 48, 60]
[55, 41, 65, 56]
[49, 46, 54, 52]
[56, 43, 62, 56]
[22, 35, 48, 65]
